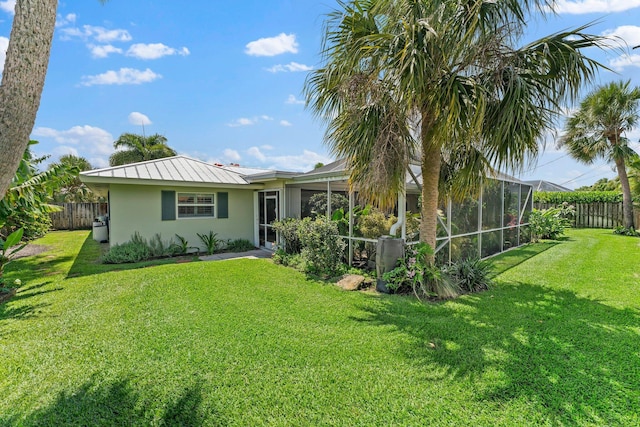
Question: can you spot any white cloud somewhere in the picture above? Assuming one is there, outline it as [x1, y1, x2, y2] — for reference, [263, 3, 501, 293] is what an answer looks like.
[88, 44, 123, 58]
[279, 120, 292, 127]
[126, 43, 190, 60]
[550, 0, 640, 14]
[286, 94, 305, 105]
[246, 147, 332, 171]
[247, 146, 267, 162]
[227, 117, 255, 127]
[61, 25, 132, 43]
[245, 33, 298, 57]
[128, 112, 152, 126]
[0, 0, 15, 14]
[32, 125, 114, 163]
[223, 149, 241, 162]
[80, 68, 161, 86]
[602, 25, 640, 48]
[227, 115, 274, 127]
[266, 62, 313, 73]
[609, 53, 640, 70]
[0, 36, 8, 71]
[56, 13, 76, 27]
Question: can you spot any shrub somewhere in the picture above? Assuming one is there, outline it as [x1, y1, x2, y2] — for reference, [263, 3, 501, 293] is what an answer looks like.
[445, 258, 493, 293]
[102, 241, 150, 264]
[3, 209, 52, 240]
[227, 239, 256, 252]
[148, 233, 174, 257]
[197, 231, 227, 255]
[534, 191, 625, 204]
[357, 208, 396, 239]
[272, 249, 306, 270]
[613, 226, 639, 237]
[0, 227, 26, 287]
[529, 208, 571, 242]
[297, 217, 345, 277]
[304, 192, 349, 218]
[272, 218, 303, 254]
[172, 234, 199, 255]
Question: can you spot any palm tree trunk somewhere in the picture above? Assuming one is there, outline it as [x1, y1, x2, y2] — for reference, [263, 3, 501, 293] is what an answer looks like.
[614, 154, 635, 229]
[419, 115, 441, 263]
[0, 0, 58, 200]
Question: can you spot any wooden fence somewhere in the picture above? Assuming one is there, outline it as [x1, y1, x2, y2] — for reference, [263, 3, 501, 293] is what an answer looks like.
[50, 203, 108, 230]
[535, 202, 640, 229]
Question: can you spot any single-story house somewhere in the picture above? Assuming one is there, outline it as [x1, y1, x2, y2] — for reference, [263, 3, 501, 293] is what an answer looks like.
[80, 155, 533, 263]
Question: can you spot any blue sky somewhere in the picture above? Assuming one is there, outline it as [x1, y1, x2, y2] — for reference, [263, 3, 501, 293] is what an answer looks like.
[2, 0, 640, 189]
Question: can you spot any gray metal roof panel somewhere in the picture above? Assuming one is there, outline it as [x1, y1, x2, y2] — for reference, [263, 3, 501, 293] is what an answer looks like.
[81, 156, 250, 185]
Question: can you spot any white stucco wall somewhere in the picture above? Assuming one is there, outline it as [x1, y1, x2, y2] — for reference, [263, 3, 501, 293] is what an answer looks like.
[108, 184, 255, 250]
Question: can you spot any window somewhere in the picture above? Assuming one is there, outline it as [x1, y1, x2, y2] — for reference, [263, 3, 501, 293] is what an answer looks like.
[177, 193, 215, 218]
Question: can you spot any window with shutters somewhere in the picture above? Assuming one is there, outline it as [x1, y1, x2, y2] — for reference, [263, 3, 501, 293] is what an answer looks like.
[177, 193, 215, 218]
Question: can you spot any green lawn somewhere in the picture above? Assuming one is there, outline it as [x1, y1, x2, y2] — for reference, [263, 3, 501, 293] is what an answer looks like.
[1, 229, 638, 426]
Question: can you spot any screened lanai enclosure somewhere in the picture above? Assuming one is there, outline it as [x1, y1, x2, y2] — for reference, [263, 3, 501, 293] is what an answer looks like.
[286, 161, 533, 265]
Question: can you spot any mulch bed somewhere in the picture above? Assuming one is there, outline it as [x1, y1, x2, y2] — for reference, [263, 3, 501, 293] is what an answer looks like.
[11, 244, 50, 259]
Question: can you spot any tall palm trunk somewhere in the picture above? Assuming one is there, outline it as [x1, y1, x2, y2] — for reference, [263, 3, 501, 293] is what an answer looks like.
[419, 114, 441, 262]
[611, 140, 635, 228]
[0, 0, 58, 199]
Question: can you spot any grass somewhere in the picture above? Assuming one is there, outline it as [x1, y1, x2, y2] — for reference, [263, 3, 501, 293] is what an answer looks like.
[0, 229, 639, 426]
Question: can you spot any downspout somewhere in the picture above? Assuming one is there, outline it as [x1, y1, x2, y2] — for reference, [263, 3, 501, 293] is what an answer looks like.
[390, 177, 406, 238]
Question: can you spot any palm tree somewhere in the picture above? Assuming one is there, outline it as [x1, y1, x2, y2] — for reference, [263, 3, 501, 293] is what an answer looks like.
[49, 154, 99, 202]
[305, 0, 602, 255]
[560, 81, 640, 229]
[627, 155, 640, 198]
[0, 0, 108, 202]
[0, 0, 58, 201]
[109, 133, 177, 166]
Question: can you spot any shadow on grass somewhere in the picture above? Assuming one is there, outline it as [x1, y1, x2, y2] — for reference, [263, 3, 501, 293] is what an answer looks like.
[1, 376, 226, 426]
[66, 233, 196, 279]
[356, 285, 640, 425]
[5, 253, 75, 284]
[488, 241, 560, 277]
[13, 281, 62, 300]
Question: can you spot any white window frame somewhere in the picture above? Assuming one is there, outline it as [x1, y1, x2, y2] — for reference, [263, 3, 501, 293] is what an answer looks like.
[177, 193, 216, 219]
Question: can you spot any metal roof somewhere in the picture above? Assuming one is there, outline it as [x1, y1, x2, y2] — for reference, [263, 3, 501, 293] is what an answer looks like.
[81, 156, 250, 185]
[524, 180, 573, 192]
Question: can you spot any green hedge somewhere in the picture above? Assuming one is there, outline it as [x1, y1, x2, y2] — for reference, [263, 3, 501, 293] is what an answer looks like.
[534, 191, 624, 204]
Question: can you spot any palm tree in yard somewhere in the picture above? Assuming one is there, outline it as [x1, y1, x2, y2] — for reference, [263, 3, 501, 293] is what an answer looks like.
[49, 154, 99, 202]
[109, 133, 177, 166]
[0, 0, 108, 202]
[305, 0, 603, 257]
[560, 81, 640, 229]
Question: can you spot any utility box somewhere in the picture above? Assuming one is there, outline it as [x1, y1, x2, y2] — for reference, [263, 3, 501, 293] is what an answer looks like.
[92, 218, 108, 243]
[376, 236, 404, 293]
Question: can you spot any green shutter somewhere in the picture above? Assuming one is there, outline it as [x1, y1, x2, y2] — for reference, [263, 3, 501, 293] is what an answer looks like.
[161, 191, 176, 221]
[218, 192, 228, 218]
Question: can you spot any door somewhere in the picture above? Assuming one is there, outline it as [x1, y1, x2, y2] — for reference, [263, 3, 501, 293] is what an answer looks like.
[259, 191, 279, 249]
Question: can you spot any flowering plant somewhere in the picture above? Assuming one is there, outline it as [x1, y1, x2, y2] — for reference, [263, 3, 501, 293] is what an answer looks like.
[383, 243, 459, 299]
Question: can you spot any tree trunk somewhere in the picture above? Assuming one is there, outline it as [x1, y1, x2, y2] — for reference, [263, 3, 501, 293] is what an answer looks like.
[0, 0, 58, 200]
[419, 115, 441, 263]
[614, 154, 635, 229]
